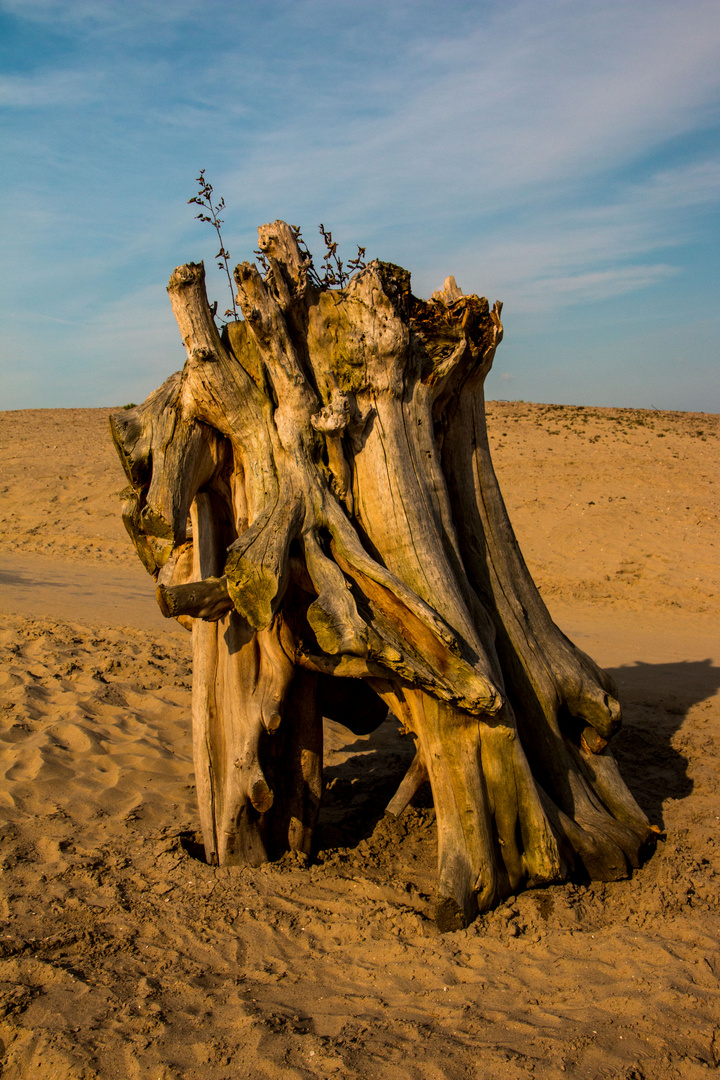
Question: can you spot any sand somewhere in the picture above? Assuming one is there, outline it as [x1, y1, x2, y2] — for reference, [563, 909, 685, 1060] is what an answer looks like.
[0, 401, 718, 1079]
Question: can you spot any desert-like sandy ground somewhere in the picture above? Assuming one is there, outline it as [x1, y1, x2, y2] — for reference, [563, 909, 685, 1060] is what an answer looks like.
[0, 401, 718, 1079]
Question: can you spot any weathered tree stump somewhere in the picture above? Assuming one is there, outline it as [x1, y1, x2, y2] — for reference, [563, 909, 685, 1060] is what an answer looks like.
[110, 222, 655, 930]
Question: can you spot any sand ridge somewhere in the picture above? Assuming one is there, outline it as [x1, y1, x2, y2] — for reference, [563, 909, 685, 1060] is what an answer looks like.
[0, 403, 718, 1079]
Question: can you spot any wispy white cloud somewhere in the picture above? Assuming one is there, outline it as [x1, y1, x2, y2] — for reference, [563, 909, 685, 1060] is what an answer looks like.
[630, 158, 720, 211]
[1, 0, 719, 408]
[0, 0, 199, 35]
[214, 0, 720, 218]
[0, 68, 100, 106]
[443, 154, 720, 310]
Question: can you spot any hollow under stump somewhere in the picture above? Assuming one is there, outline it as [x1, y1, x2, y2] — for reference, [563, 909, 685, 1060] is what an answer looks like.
[110, 221, 657, 931]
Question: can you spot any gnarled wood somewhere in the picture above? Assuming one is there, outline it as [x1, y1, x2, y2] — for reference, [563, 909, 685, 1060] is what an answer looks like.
[111, 221, 654, 928]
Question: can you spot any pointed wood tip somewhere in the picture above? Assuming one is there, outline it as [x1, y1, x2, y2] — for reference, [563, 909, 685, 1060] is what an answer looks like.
[432, 276, 464, 306]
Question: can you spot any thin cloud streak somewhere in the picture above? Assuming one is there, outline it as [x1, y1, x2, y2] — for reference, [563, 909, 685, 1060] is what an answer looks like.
[0, 0, 201, 35]
[0, 0, 718, 409]
[441, 155, 720, 310]
[0, 68, 100, 106]
[215, 0, 720, 209]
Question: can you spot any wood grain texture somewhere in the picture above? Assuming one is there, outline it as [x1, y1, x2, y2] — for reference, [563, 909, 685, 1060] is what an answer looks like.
[110, 223, 653, 927]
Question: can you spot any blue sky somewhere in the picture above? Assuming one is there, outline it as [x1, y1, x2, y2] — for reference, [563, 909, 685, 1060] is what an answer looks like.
[1, 0, 719, 412]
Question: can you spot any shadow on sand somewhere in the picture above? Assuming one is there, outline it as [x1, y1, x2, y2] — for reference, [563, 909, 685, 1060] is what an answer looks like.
[319, 658, 720, 844]
[317, 717, 416, 849]
[606, 657, 720, 828]
[178, 658, 720, 862]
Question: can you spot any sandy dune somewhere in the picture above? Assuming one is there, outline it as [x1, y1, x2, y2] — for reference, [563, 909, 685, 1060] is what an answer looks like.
[0, 402, 718, 1079]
